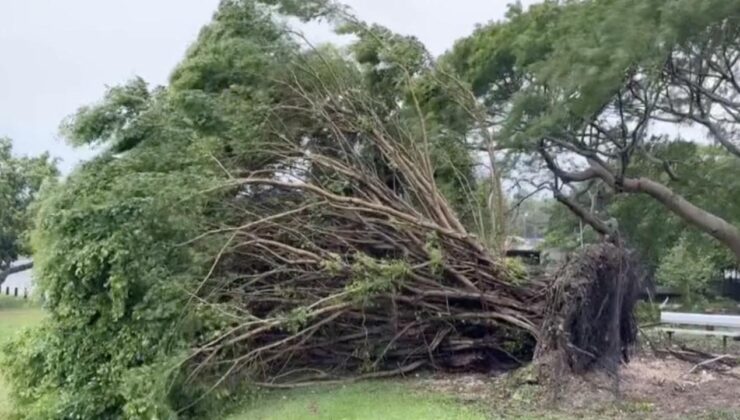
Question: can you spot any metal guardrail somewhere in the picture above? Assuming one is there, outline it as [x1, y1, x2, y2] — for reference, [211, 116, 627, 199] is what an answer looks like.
[660, 311, 740, 351]
[661, 312, 740, 329]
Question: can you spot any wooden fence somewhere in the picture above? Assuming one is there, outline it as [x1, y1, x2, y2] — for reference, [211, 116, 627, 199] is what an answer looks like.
[3, 286, 28, 299]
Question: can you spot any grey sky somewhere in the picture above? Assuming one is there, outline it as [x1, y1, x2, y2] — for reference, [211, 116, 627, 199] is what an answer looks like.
[1, 1, 534, 173]
[1, 0, 221, 171]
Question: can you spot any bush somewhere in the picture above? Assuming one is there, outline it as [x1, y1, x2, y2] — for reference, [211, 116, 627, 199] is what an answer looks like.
[1, 143, 227, 418]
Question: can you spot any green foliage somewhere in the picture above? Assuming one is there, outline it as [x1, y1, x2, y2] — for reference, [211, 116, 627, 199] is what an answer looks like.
[656, 237, 716, 306]
[3, 140, 224, 418]
[170, 1, 292, 94]
[479, 0, 740, 140]
[339, 22, 430, 102]
[428, 130, 478, 225]
[445, 0, 740, 266]
[543, 198, 600, 252]
[346, 254, 409, 302]
[504, 257, 529, 285]
[321, 253, 344, 275]
[119, 358, 182, 419]
[334, 19, 480, 222]
[169, 0, 299, 172]
[60, 78, 154, 153]
[611, 143, 740, 269]
[0, 303, 44, 420]
[3, 1, 310, 416]
[258, 0, 337, 21]
[0, 138, 58, 271]
[541, 142, 740, 274]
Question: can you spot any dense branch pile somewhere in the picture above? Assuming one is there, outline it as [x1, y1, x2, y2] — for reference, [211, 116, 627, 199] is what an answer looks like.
[183, 71, 639, 391]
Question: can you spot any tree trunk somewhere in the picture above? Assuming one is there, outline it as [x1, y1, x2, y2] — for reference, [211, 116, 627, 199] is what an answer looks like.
[487, 141, 507, 254]
[621, 177, 740, 261]
[0, 261, 33, 288]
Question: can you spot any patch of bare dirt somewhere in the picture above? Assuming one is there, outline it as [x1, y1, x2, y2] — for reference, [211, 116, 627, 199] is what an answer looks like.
[410, 355, 740, 419]
[616, 356, 740, 418]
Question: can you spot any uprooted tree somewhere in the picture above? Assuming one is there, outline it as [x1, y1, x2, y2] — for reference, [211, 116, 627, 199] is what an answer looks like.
[2, 1, 647, 419]
[180, 57, 641, 395]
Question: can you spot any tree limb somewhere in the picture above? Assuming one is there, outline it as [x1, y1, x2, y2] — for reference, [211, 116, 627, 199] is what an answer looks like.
[553, 189, 615, 237]
[541, 140, 740, 260]
[0, 261, 33, 287]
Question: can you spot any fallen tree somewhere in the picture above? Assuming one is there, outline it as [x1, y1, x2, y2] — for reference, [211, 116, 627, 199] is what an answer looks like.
[181, 63, 643, 395]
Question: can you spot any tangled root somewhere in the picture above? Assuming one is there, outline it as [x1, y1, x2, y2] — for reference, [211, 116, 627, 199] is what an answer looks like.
[535, 242, 642, 383]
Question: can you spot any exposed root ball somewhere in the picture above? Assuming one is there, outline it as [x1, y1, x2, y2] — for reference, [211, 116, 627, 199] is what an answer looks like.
[535, 243, 642, 378]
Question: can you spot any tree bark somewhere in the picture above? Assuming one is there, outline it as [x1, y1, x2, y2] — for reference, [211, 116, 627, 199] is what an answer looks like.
[0, 261, 33, 288]
[621, 177, 740, 261]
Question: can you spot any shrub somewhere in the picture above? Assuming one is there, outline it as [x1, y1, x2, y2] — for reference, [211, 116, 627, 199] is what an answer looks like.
[1, 143, 226, 418]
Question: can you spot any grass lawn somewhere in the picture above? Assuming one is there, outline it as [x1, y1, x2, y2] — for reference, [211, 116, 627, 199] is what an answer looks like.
[0, 296, 43, 419]
[225, 381, 487, 420]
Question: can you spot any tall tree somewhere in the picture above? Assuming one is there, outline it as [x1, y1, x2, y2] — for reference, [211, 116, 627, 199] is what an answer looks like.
[446, 0, 740, 260]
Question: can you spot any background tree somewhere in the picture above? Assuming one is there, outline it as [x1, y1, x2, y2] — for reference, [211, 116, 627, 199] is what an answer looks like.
[0, 138, 58, 286]
[445, 0, 740, 261]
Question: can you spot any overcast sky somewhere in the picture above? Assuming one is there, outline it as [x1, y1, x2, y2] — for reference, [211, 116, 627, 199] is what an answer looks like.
[1, 1, 535, 172]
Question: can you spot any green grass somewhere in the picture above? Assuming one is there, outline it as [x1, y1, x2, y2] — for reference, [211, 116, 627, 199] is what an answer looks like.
[0, 296, 43, 420]
[0, 295, 34, 311]
[0, 297, 43, 339]
[224, 382, 487, 420]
